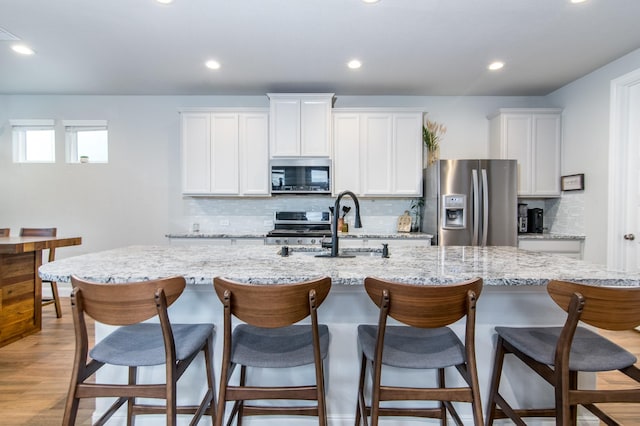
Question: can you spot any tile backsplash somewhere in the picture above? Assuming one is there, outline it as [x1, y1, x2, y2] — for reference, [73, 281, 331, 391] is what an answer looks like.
[176, 192, 585, 236]
[518, 192, 585, 235]
[175, 196, 419, 235]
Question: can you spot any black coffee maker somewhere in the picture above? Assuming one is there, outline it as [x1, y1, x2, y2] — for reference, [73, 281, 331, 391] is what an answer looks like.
[527, 208, 544, 234]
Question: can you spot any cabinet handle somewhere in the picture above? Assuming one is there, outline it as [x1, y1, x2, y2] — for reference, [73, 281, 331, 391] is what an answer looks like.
[624, 233, 635, 241]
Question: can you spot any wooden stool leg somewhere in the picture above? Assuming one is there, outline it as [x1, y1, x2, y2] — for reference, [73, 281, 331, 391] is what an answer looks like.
[51, 281, 62, 318]
[485, 336, 507, 426]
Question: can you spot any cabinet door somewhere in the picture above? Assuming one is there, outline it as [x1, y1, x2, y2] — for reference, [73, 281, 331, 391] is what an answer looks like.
[361, 114, 393, 195]
[333, 113, 361, 194]
[240, 113, 270, 195]
[300, 97, 332, 157]
[210, 114, 239, 194]
[532, 114, 561, 196]
[503, 114, 533, 195]
[182, 113, 211, 193]
[270, 98, 300, 156]
[393, 113, 423, 195]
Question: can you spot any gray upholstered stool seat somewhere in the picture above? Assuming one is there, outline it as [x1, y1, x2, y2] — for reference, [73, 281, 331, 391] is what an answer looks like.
[355, 277, 484, 426]
[91, 322, 215, 366]
[486, 280, 640, 425]
[231, 324, 329, 368]
[495, 326, 636, 372]
[358, 325, 465, 369]
[214, 276, 332, 426]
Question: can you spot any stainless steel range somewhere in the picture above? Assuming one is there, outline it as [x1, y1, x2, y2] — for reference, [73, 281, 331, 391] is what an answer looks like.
[266, 211, 332, 245]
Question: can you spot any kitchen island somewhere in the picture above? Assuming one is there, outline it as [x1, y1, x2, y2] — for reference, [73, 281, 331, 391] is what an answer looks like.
[40, 245, 640, 425]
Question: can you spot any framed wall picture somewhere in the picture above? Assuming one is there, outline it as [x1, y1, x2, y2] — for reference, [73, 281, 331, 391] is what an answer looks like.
[561, 174, 584, 191]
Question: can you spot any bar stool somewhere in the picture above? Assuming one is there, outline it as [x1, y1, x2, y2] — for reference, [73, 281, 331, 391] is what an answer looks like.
[63, 275, 216, 426]
[0, 228, 9, 237]
[213, 276, 331, 426]
[485, 279, 640, 425]
[20, 227, 62, 317]
[355, 277, 484, 426]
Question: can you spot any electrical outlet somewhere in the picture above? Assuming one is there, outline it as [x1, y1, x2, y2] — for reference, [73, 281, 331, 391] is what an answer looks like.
[219, 219, 230, 226]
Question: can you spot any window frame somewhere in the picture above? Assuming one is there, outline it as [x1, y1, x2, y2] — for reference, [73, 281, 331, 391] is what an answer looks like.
[63, 120, 109, 164]
[11, 119, 56, 163]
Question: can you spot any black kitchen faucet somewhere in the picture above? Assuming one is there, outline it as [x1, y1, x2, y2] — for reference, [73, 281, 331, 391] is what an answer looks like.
[318, 190, 362, 257]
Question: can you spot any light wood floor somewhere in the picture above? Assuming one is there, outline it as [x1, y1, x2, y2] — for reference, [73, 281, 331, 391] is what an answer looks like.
[0, 298, 638, 425]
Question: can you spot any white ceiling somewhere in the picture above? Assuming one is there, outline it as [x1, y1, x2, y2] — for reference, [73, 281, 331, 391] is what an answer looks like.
[1, 0, 640, 97]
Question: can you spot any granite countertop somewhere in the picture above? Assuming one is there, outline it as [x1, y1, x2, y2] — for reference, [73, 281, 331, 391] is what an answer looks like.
[518, 233, 585, 240]
[165, 232, 433, 240]
[40, 245, 639, 287]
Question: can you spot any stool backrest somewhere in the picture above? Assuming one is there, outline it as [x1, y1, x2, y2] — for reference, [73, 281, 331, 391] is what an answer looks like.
[213, 276, 331, 327]
[70, 275, 186, 325]
[20, 227, 57, 262]
[364, 277, 483, 328]
[548, 279, 640, 331]
[0, 228, 9, 237]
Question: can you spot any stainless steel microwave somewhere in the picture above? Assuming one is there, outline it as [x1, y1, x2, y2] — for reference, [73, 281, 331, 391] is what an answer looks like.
[271, 158, 331, 194]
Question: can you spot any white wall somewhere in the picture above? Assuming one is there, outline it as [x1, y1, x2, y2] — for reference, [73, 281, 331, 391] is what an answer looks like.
[1, 93, 552, 258]
[547, 47, 640, 263]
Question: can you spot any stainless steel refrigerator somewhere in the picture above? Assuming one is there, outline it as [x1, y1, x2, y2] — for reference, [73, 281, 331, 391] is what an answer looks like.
[422, 159, 518, 246]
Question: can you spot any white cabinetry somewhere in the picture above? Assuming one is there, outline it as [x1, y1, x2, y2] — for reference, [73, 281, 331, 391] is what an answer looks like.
[268, 93, 333, 157]
[489, 109, 562, 197]
[518, 238, 584, 259]
[181, 110, 269, 196]
[333, 109, 423, 196]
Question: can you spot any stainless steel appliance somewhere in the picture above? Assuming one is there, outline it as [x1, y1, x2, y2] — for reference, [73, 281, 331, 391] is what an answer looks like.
[422, 159, 518, 246]
[270, 158, 331, 194]
[265, 211, 332, 245]
[518, 203, 528, 234]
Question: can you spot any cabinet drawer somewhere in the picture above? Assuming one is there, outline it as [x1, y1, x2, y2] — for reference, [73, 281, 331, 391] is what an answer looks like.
[519, 239, 582, 253]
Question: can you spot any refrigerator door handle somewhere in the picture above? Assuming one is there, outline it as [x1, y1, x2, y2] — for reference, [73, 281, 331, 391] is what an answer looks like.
[472, 169, 480, 246]
[482, 168, 489, 246]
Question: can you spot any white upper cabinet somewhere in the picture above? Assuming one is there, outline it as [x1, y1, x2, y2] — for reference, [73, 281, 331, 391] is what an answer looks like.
[268, 93, 333, 157]
[333, 109, 423, 197]
[181, 109, 269, 196]
[489, 108, 562, 197]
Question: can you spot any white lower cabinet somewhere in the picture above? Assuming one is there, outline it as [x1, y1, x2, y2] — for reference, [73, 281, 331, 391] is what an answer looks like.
[181, 110, 269, 196]
[333, 109, 423, 197]
[339, 237, 432, 249]
[518, 238, 584, 259]
[169, 237, 265, 246]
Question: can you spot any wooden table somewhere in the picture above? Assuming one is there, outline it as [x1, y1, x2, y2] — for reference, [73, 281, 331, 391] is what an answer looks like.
[0, 236, 81, 347]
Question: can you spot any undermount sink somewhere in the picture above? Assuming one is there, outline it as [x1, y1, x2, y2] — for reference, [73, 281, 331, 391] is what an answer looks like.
[284, 247, 384, 258]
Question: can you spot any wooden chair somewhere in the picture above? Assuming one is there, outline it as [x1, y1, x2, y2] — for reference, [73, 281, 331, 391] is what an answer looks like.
[485, 279, 640, 425]
[0, 228, 9, 237]
[20, 227, 62, 317]
[63, 275, 216, 426]
[355, 277, 484, 426]
[213, 276, 331, 426]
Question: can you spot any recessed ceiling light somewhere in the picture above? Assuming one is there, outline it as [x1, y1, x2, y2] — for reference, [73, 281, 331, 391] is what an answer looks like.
[347, 60, 362, 69]
[205, 60, 221, 70]
[11, 44, 34, 55]
[156, 0, 174, 4]
[570, 0, 587, 3]
[488, 61, 504, 71]
[362, 0, 381, 3]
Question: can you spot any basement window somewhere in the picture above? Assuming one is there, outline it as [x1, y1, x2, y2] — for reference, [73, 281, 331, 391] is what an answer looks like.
[11, 119, 56, 163]
[64, 120, 109, 163]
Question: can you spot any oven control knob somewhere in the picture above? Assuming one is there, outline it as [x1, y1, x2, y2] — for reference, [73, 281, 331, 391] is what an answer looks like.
[297, 239, 303, 244]
[275, 239, 281, 244]
[283, 239, 289, 244]
[310, 239, 316, 244]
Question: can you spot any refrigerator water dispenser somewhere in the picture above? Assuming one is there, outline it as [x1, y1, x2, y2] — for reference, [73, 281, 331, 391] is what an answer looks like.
[442, 194, 466, 229]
